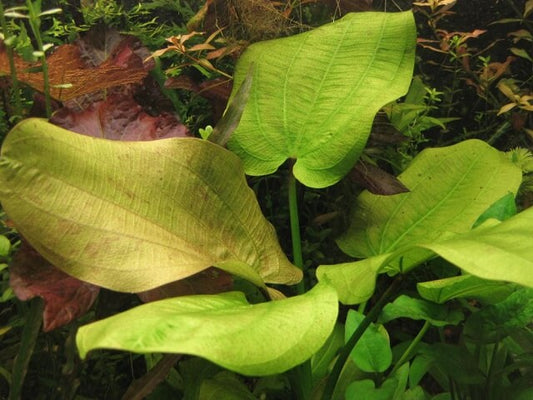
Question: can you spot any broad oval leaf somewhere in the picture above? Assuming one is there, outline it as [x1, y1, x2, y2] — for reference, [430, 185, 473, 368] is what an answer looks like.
[337, 139, 522, 270]
[0, 118, 302, 292]
[227, 11, 416, 188]
[76, 282, 339, 376]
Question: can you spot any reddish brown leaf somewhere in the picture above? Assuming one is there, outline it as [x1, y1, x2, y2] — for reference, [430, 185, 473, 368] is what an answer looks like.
[50, 94, 190, 140]
[137, 268, 233, 303]
[9, 242, 100, 332]
[0, 29, 152, 101]
[350, 160, 409, 195]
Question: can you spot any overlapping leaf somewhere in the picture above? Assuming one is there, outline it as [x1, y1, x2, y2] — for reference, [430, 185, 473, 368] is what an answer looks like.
[9, 241, 99, 331]
[227, 11, 416, 188]
[76, 282, 338, 376]
[0, 118, 302, 292]
[318, 140, 525, 304]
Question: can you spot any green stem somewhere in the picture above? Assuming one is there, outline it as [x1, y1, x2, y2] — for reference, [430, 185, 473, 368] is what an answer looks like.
[288, 166, 305, 294]
[391, 320, 431, 375]
[26, 0, 51, 118]
[0, 1, 23, 119]
[287, 165, 311, 399]
[321, 277, 402, 400]
[9, 298, 44, 400]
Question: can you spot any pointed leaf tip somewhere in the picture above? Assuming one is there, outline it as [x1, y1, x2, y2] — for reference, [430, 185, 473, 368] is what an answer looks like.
[0, 118, 301, 292]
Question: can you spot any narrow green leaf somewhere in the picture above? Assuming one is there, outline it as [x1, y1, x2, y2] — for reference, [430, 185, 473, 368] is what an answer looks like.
[379, 295, 464, 326]
[417, 275, 515, 304]
[228, 11, 416, 188]
[345, 310, 392, 373]
[0, 118, 302, 292]
[76, 282, 338, 376]
[208, 66, 253, 146]
[311, 323, 344, 381]
[510, 47, 533, 62]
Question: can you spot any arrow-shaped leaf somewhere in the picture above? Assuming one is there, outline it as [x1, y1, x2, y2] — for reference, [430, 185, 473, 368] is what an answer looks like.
[227, 11, 416, 188]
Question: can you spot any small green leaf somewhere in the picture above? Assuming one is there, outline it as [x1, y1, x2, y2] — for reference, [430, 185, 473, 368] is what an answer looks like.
[228, 11, 416, 188]
[3, 11, 29, 18]
[199, 125, 213, 140]
[510, 47, 533, 62]
[38, 8, 62, 17]
[346, 310, 392, 373]
[76, 282, 338, 376]
[379, 295, 464, 326]
[0, 236, 10, 257]
[345, 377, 398, 400]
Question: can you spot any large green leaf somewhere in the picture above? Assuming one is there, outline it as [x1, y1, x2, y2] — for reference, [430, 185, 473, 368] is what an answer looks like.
[338, 139, 522, 267]
[76, 282, 338, 376]
[318, 140, 524, 304]
[0, 118, 302, 292]
[320, 208, 533, 304]
[227, 11, 416, 188]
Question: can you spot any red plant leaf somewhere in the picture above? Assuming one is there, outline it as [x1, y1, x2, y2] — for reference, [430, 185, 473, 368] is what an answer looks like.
[0, 28, 152, 101]
[137, 268, 233, 303]
[50, 94, 190, 140]
[9, 242, 100, 332]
